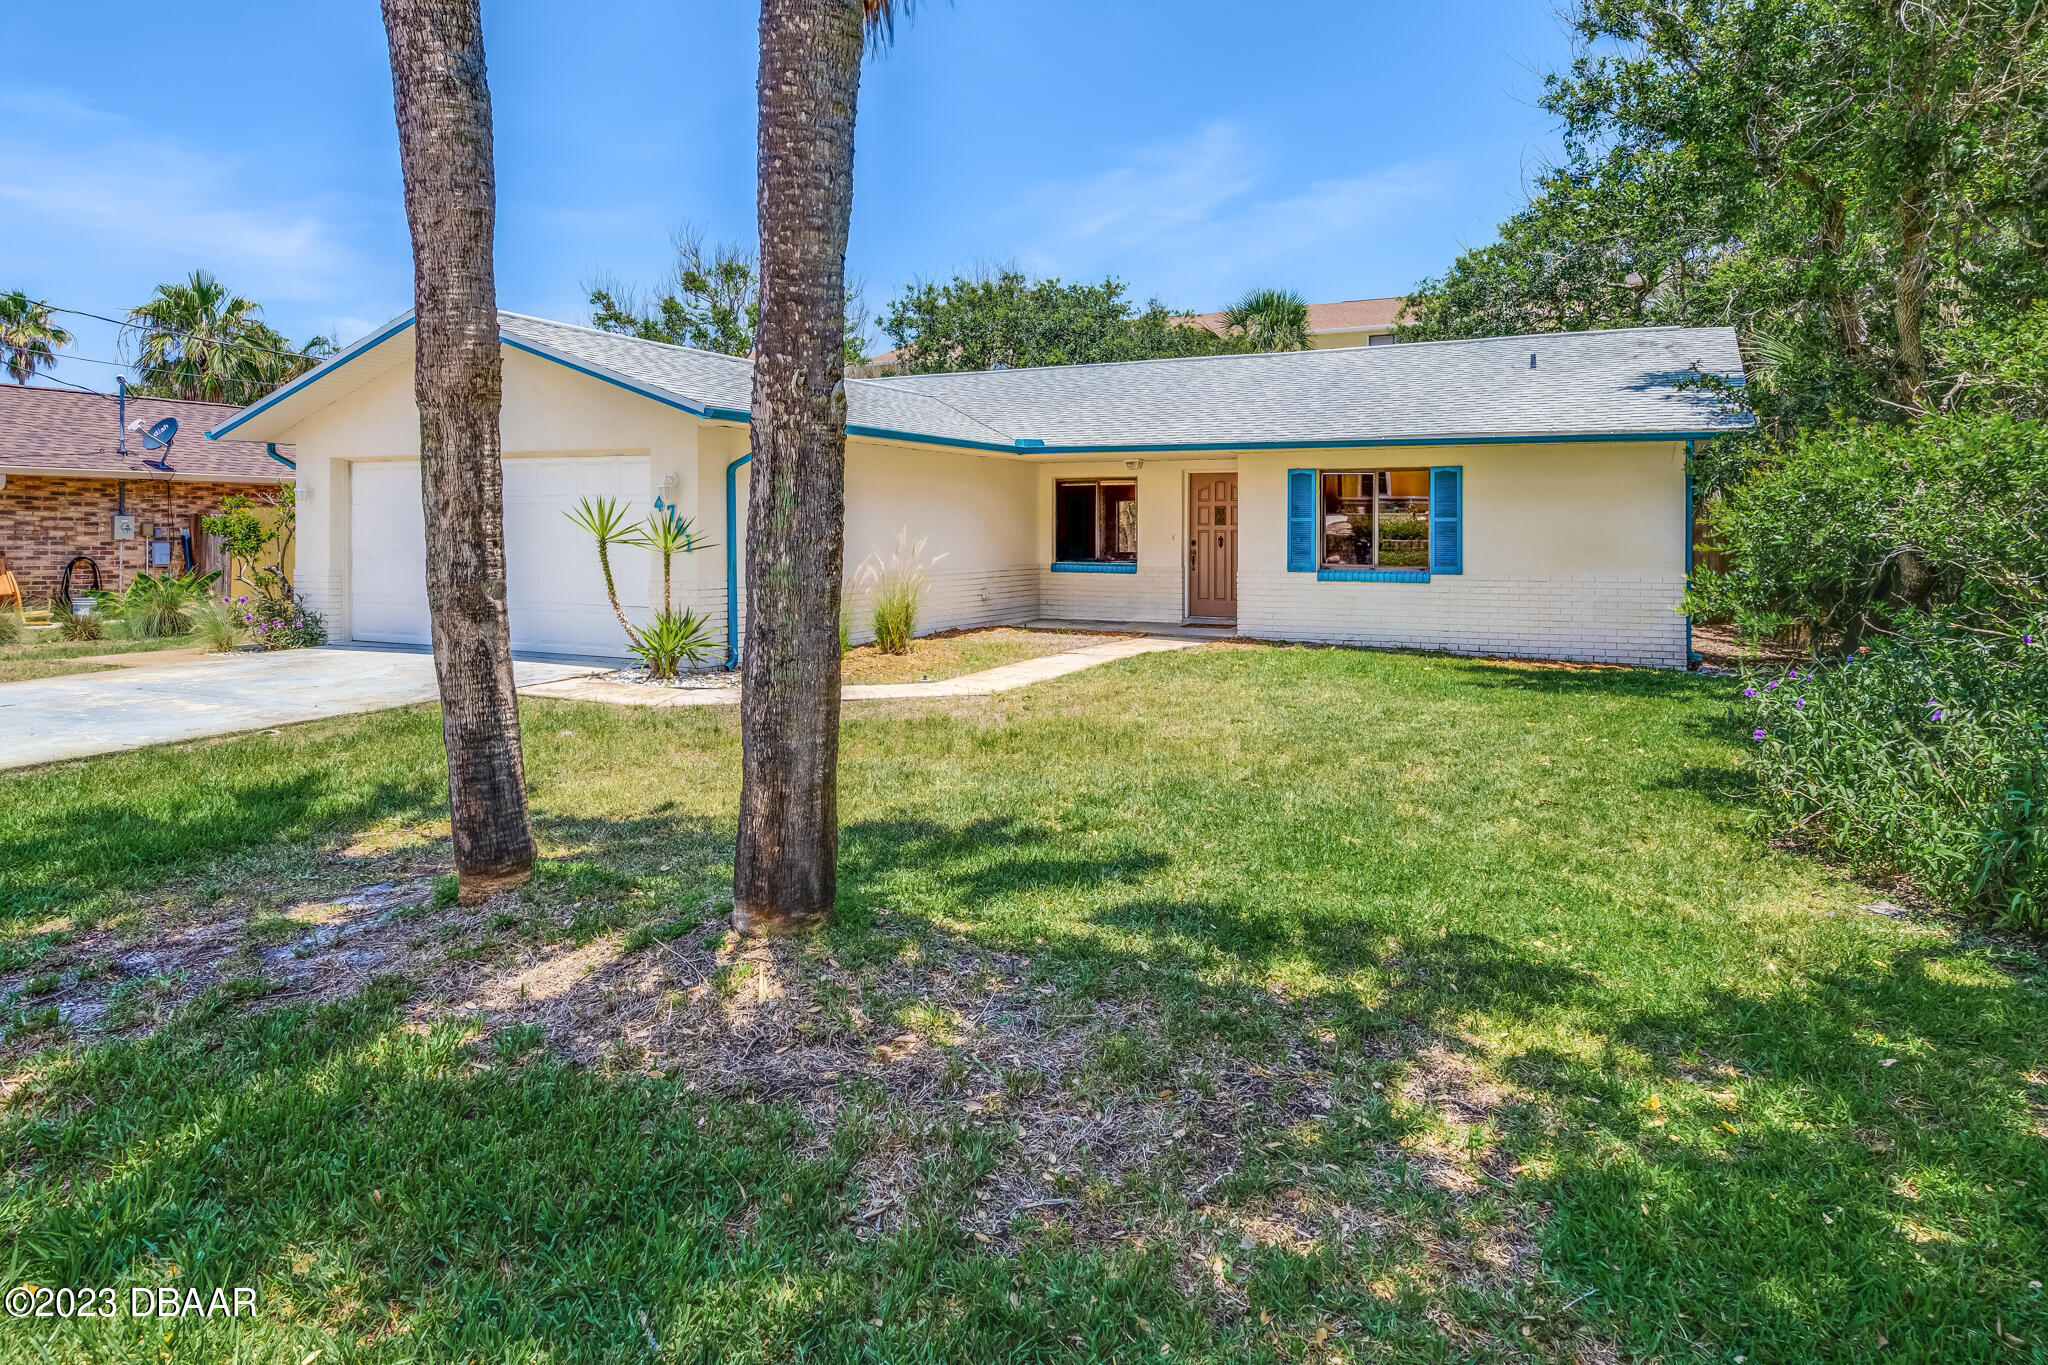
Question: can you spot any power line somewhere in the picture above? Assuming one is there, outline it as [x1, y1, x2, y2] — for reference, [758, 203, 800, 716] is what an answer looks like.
[28, 300, 338, 366]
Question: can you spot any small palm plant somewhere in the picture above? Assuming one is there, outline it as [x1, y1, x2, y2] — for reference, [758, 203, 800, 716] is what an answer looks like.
[853, 529, 946, 655]
[1222, 287, 1312, 352]
[565, 496, 718, 680]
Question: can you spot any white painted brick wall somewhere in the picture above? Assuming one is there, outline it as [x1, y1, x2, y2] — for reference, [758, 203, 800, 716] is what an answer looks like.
[1237, 570, 1689, 668]
[1037, 565, 1182, 624]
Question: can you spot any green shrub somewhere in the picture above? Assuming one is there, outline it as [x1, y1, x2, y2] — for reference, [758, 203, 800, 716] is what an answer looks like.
[51, 595, 104, 642]
[1744, 613, 2046, 931]
[109, 569, 221, 639]
[1687, 413, 2048, 650]
[233, 592, 326, 649]
[192, 600, 241, 652]
[0, 607, 23, 647]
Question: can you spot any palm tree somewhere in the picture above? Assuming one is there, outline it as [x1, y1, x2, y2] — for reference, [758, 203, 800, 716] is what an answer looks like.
[0, 291, 72, 384]
[733, 0, 903, 936]
[381, 0, 536, 904]
[1223, 287, 1313, 352]
[125, 271, 324, 404]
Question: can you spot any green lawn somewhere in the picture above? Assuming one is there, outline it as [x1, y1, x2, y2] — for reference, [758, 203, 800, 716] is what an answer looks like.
[0, 630, 200, 684]
[838, 625, 1110, 684]
[1, 644, 2042, 1363]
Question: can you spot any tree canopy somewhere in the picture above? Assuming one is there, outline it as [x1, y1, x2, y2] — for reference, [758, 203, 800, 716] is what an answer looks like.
[1403, 0, 2048, 434]
[0, 291, 73, 385]
[876, 269, 1306, 374]
[126, 271, 333, 405]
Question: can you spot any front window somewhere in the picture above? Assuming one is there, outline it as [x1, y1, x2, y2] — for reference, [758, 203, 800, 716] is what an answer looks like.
[1055, 479, 1137, 562]
[1321, 470, 1430, 568]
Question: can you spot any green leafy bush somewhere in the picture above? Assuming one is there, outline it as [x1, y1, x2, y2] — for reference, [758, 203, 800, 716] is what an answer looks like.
[1687, 413, 2048, 649]
[1744, 614, 2045, 931]
[109, 569, 221, 639]
[233, 592, 326, 649]
[0, 607, 23, 647]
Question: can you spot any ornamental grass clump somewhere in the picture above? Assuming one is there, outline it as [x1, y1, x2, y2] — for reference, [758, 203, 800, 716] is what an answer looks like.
[855, 529, 945, 655]
[1743, 613, 2046, 931]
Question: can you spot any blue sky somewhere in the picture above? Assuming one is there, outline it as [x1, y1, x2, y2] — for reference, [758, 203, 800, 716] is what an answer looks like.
[8, 2, 1573, 388]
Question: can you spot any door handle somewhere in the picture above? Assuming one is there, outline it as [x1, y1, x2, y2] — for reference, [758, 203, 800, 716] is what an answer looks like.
[1189, 539, 1197, 570]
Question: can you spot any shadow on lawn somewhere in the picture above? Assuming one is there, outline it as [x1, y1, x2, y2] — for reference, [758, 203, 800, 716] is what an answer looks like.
[0, 770, 445, 922]
[840, 812, 2048, 1362]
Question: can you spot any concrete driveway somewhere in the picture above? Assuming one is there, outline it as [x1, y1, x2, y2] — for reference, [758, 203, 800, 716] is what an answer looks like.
[0, 647, 599, 771]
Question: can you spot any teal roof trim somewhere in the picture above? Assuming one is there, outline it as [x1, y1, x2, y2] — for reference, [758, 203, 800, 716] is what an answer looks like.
[203, 315, 417, 440]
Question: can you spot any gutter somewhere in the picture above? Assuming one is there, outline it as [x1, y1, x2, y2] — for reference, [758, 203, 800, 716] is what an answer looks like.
[724, 449, 753, 670]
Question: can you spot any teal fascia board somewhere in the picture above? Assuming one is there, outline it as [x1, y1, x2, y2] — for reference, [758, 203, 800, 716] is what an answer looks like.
[1050, 561, 1137, 574]
[1317, 568, 1430, 584]
[204, 315, 418, 440]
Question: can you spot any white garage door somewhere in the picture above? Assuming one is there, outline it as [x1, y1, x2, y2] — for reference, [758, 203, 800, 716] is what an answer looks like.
[349, 455, 652, 657]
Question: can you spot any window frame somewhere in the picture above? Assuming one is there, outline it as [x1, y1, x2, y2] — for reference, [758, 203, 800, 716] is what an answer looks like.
[1052, 478, 1138, 567]
[1317, 468, 1431, 572]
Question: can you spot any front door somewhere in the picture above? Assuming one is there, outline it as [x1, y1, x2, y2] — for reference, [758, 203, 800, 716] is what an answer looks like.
[1187, 472, 1237, 621]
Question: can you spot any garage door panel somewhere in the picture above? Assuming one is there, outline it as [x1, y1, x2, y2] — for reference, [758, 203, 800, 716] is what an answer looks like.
[350, 454, 652, 657]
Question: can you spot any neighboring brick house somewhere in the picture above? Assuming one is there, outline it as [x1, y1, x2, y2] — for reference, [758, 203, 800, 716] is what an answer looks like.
[0, 386, 293, 605]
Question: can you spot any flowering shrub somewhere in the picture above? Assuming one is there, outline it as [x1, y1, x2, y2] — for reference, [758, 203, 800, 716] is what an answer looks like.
[1744, 612, 2046, 931]
[234, 592, 327, 651]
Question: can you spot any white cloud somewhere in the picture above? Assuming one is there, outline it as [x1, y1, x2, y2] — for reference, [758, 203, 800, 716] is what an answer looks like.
[1017, 121, 1448, 305]
[0, 87, 366, 306]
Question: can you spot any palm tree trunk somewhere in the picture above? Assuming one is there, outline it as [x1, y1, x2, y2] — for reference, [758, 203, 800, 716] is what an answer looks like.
[382, 0, 536, 903]
[734, 0, 865, 936]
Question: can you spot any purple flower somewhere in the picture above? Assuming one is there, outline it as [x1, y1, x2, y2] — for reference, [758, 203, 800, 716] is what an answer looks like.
[1793, 698, 1806, 708]
[1766, 679, 1781, 690]
[1744, 687, 1757, 697]
[1752, 729, 1767, 740]
[2027, 635, 2037, 645]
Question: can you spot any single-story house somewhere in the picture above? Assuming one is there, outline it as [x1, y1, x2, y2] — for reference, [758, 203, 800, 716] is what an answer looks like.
[0, 386, 295, 604]
[205, 313, 1747, 669]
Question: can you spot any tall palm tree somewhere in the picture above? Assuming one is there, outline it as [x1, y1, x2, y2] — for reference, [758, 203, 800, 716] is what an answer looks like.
[381, 0, 536, 903]
[733, 0, 903, 936]
[125, 271, 325, 404]
[0, 291, 72, 384]
[1223, 287, 1313, 352]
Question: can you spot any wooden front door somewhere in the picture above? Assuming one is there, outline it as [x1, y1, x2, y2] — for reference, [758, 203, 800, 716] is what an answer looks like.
[1187, 472, 1237, 620]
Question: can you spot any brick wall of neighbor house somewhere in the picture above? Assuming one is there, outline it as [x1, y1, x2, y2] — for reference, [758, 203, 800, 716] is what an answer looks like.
[0, 475, 261, 602]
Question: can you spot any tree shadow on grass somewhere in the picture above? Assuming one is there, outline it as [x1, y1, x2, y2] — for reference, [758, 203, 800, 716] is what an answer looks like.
[0, 771, 446, 923]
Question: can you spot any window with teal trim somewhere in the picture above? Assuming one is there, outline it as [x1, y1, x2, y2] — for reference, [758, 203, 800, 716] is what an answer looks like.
[1319, 469, 1431, 568]
[1054, 479, 1136, 566]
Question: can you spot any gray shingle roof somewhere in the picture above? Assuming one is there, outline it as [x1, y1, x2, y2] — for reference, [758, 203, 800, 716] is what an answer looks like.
[214, 312, 1749, 452]
[865, 327, 1748, 448]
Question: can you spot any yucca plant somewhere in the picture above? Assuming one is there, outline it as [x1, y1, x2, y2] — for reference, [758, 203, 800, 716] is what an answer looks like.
[628, 607, 719, 681]
[565, 496, 717, 677]
[853, 529, 946, 655]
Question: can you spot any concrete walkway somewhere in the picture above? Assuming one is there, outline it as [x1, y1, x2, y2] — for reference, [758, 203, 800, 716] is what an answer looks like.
[519, 634, 1205, 709]
[0, 647, 599, 771]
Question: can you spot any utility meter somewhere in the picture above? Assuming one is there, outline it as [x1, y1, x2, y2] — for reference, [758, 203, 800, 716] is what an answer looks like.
[112, 514, 137, 540]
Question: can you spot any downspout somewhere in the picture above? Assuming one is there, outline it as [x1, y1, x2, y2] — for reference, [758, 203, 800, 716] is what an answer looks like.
[266, 442, 297, 471]
[724, 450, 753, 670]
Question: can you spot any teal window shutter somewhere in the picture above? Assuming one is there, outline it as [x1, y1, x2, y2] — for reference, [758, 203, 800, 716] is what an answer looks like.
[1287, 469, 1315, 572]
[1429, 466, 1462, 575]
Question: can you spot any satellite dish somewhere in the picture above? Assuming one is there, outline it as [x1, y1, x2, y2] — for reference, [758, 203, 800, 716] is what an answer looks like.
[138, 417, 178, 473]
